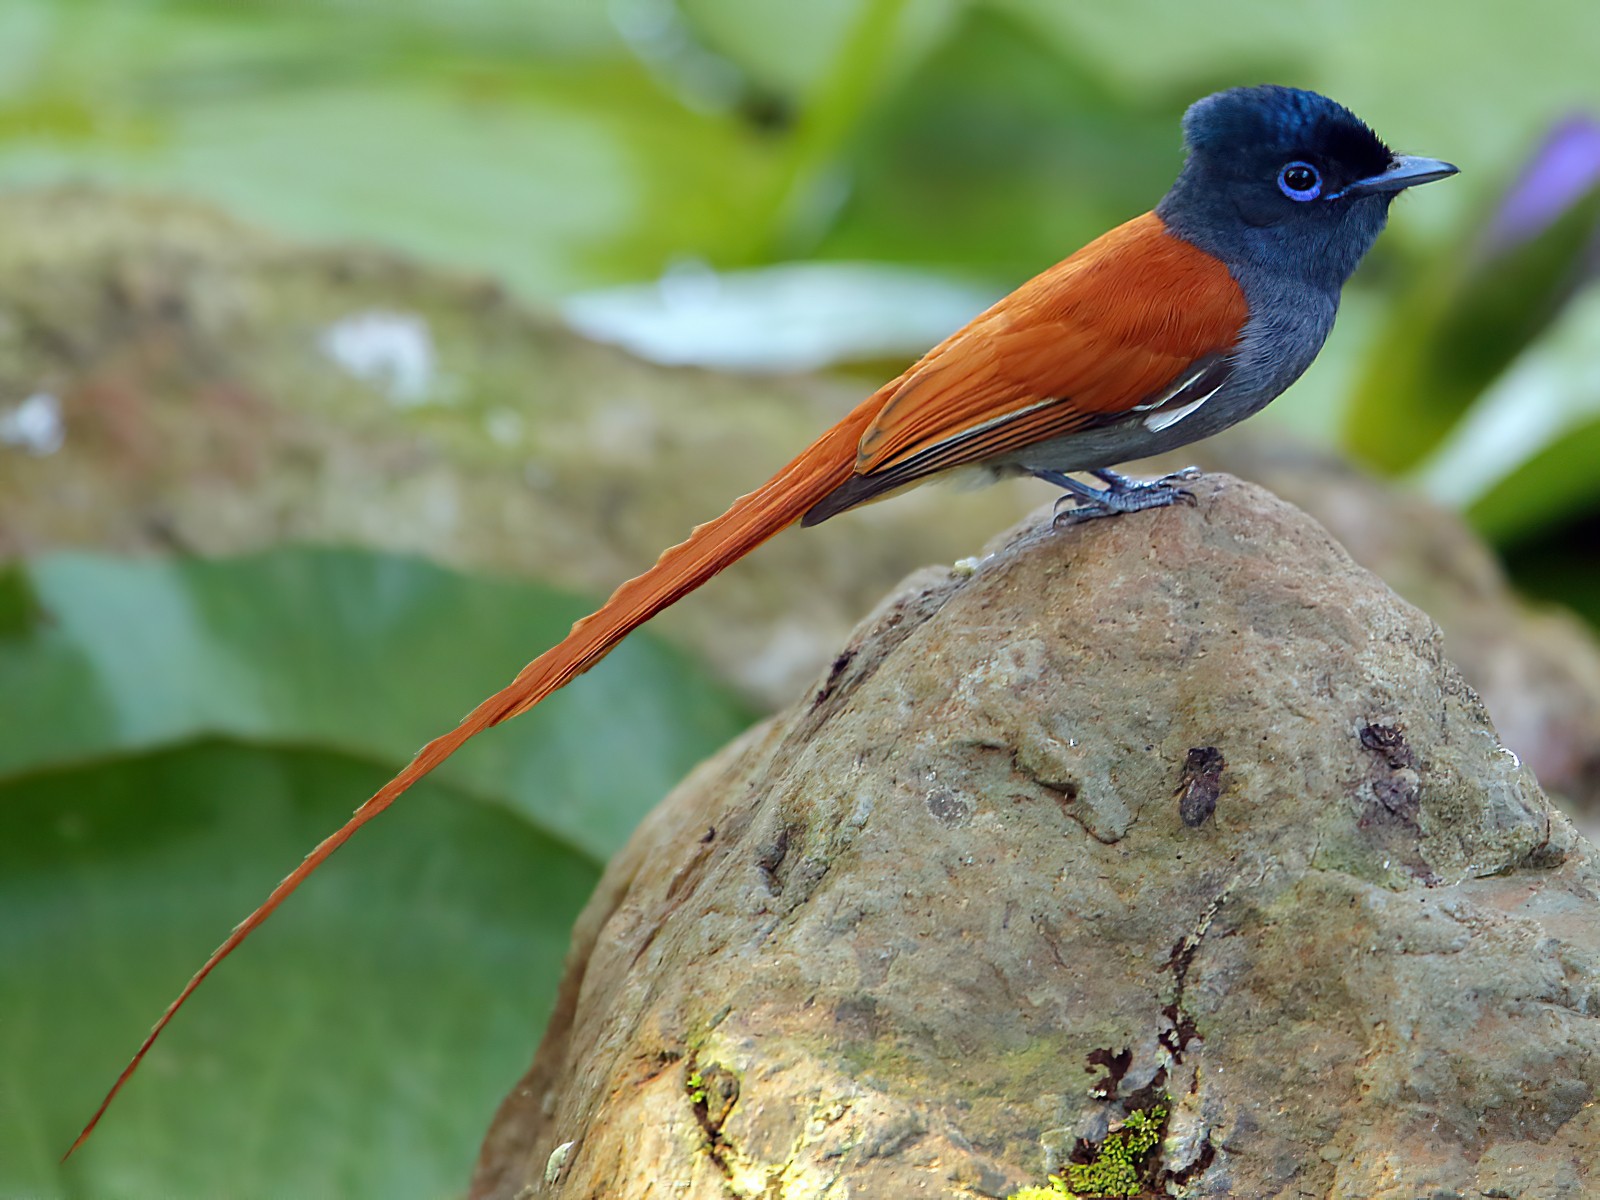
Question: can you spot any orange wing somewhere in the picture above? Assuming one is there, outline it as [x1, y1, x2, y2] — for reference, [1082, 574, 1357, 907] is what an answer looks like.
[805, 212, 1246, 523]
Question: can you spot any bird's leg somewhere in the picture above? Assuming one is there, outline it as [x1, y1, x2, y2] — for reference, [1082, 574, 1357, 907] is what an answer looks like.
[1036, 467, 1201, 525]
[1092, 466, 1202, 491]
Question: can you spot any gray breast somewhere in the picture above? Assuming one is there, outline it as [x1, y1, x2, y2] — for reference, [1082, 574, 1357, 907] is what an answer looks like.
[998, 272, 1338, 477]
[1226, 270, 1340, 411]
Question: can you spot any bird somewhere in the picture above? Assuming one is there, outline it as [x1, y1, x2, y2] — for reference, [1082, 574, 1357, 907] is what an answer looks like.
[67, 84, 1457, 1155]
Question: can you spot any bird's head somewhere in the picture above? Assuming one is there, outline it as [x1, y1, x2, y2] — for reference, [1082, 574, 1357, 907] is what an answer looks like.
[1157, 85, 1458, 291]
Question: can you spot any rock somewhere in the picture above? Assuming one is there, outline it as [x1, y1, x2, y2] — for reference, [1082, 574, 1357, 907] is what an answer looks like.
[471, 477, 1600, 1199]
[1170, 434, 1600, 822]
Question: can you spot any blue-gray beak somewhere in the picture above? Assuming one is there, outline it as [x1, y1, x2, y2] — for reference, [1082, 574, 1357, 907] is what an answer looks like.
[1333, 154, 1459, 200]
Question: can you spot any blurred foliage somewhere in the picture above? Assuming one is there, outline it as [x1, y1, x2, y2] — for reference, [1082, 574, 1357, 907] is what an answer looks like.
[0, 550, 751, 1198]
[1418, 283, 1600, 545]
[0, 549, 752, 857]
[3, 1, 1600, 1196]
[4, 743, 594, 1199]
[1, 0, 1592, 292]
[1347, 118, 1600, 482]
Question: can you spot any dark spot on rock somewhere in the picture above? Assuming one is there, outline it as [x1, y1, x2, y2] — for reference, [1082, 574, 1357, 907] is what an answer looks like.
[1085, 1046, 1133, 1100]
[1163, 1135, 1218, 1187]
[1372, 770, 1421, 818]
[812, 647, 856, 709]
[1358, 723, 1424, 826]
[1121, 1065, 1169, 1116]
[1178, 747, 1225, 827]
[926, 787, 973, 826]
[1159, 1002, 1200, 1061]
[1355, 721, 1435, 877]
[756, 827, 790, 892]
[700, 825, 716, 844]
[1360, 722, 1415, 770]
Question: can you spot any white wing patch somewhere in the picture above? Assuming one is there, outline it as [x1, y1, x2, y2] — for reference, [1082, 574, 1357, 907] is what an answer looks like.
[1143, 380, 1224, 433]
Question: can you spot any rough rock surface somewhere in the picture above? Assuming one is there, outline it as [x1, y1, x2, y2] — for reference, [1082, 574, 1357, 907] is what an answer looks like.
[1168, 436, 1600, 819]
[472, 477, 1600, 1200]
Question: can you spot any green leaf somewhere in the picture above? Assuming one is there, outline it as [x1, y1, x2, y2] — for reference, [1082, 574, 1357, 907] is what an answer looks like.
[0, 561, 41, 638]
[1, 742, 597, 1199]
[0, 547, 755, 861]
[1463, 414, 1600, 546]
[678, 0, 892, 101]
[812, 3, 1182, 280]
[0, 547, 752, 1196]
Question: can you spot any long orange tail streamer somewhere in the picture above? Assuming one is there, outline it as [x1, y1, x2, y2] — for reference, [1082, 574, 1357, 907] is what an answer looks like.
[65, 391, 888, 1159]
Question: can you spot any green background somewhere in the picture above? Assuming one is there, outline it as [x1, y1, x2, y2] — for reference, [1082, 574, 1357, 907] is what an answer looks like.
[3, 1, 1598, 1196]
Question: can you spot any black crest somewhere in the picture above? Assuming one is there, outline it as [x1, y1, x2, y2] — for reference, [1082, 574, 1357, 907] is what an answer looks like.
[1182, 85, 1392, 182]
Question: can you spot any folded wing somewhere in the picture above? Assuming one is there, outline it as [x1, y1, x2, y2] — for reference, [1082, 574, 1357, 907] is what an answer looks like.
[804, 212, 1247, 524]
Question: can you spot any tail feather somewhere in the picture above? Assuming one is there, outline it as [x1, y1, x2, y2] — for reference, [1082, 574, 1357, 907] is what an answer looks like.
[65, 391, 888, 1160]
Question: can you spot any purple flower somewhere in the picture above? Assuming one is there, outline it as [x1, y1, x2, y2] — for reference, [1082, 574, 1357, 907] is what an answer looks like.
[1479, 114, 1600, 261]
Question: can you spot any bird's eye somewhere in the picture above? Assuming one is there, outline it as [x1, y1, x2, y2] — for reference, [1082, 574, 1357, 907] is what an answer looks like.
[1277, 161, 1322, 201]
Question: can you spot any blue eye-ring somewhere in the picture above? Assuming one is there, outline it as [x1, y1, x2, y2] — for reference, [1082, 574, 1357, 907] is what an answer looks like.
[1278, 161, 1322, 201]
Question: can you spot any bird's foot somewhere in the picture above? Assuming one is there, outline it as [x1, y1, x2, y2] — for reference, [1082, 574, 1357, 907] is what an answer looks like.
[1040, 467, 1201, 525]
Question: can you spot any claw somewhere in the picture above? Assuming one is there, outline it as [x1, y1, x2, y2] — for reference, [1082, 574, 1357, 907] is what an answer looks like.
[1038, 467, 1204, 526]
[1052, 503, 1092, 528]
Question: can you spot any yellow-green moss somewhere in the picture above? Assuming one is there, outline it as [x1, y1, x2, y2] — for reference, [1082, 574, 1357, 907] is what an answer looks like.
[1005, 1104, 1167, 1200]
[685, 1069, 708, 1107]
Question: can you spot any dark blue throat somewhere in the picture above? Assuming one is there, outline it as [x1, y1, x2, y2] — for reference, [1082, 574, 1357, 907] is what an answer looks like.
[1154, 165, 1397, 410]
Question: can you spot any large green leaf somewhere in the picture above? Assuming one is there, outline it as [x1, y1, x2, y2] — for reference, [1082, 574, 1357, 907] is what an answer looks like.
[814, 4, 1180, 277]
[1, 548, 754, 860]
[0, 547, 753, 1197]
[2, 742, 596, 1199]
[1462, 413, 1600, 546]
